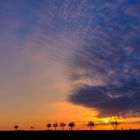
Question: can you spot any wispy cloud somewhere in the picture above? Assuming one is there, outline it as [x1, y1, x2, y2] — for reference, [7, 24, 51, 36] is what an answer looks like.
[69, 0, 140, 117]
[1, 0, 140, 128]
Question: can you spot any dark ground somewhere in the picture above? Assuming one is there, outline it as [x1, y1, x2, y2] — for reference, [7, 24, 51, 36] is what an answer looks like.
[0, 130, 140, 140]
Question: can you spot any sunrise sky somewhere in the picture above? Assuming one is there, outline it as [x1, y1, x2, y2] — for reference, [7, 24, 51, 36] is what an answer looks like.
[0, 0, 140, 130]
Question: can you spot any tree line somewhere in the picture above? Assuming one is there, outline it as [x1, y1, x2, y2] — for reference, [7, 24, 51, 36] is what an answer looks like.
[14, 120, 119, 131]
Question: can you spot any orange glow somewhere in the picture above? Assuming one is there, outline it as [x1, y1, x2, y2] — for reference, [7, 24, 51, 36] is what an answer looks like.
[47, 101, 99, 122]
[0, 101, 140, 130]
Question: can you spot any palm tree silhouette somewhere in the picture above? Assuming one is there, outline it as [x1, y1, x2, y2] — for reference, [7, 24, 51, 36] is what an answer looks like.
[68, 122, 75, 131]
[14, 125, 19, 131]
[60, 122, 66, 131]
[46, 123, 51, 130]
[53, 123, 58, 130]
[111, 121, 119, 130]
[87, 121, 95, 130]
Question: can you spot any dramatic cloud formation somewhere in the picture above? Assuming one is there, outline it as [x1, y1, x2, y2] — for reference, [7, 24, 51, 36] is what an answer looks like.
[1, 0, 140, 129]
[69, 0, 140, 117]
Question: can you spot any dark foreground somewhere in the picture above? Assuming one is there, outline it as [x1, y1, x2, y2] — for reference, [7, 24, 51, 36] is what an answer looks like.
[0, 130, 140, 140]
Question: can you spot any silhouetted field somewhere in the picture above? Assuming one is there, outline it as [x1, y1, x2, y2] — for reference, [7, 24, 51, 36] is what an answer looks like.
[0, 130, 139, 140]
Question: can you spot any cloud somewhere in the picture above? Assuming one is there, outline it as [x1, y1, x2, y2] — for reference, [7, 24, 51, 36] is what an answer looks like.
[69, 83, 140, 117]
[69, 0, 140, 117]
[1, 0, 140, 119]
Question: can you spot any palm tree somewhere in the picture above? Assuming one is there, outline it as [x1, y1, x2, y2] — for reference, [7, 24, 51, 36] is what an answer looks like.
[14, 125, 19, 131]
[111, 121, 119, 130]
[60, 122, 66, 131]
[68, 122, 75, 131]
[53, 123, 58, 130]
[87, 121, 95, 130]
[46, 123, 51, 130]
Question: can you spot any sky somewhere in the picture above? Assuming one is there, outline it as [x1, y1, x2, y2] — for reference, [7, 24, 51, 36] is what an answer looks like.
[0, 0, 140, 130]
